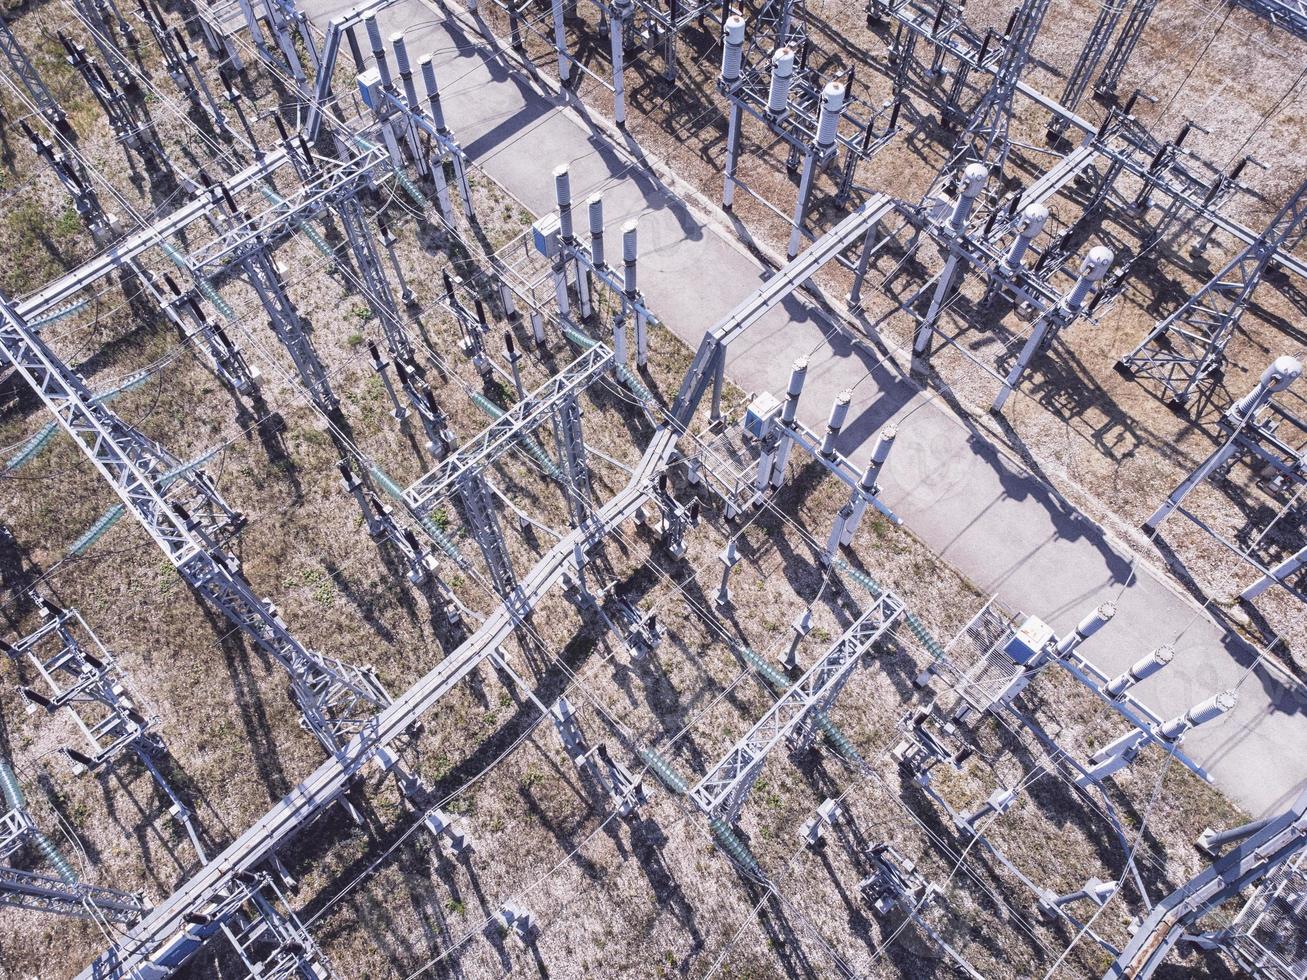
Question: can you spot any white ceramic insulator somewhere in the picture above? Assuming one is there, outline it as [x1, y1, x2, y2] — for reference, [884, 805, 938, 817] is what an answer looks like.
[721, 15, 746, 82]
[816, 82, 845, 148]
[768, 47, 796, 115]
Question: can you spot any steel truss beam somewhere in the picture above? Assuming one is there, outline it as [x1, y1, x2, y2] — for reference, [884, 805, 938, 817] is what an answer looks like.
[876, 0, 1307, 287]
[456, 469, 517, 599]
[334, 194, 411, 358]
[690, 591, 905, 823]
[5, 599, 209, 860]
[0, 865, 146, 923]
[1093, 0, 1159, 97]
[1236, 0, 1307, 32]
[78, 426, 680, 979]
[238, 244, 339, 410]
[1119, 179, 1307, 404]
[185, 142, 388, 276]
[948, 0, 1051, 171]
[161, 870, 335, 979]
[0, 294, 389, 752]
[0, 15, 67, 127]
[403, 344, 614, 517]
[14, 148, 290, 321]
[1046, 0, 1128, 142]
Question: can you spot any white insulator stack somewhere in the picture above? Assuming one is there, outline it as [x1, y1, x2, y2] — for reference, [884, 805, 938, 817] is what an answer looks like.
[419, 56, 448, 132]
[948, 163, 988, 232]
[1232, 355, 1302, 419]
[767, 47, 796, 116]
[623, 221, 638, 298]
[365, 15, 392, 89]
[1056, 601, 1115, 655]
[816, 81, 844, 149]
[721, 15, 746, 84]
[588, 195, 605, 267]
[1157, 691, 1238, 742]
[1104, 645, 1174, 699]
[1002, 203, 1048, 273]
[1064, 245, 1113, 311]
[820, 389, 852, 457]
[554, 165, 573, 241]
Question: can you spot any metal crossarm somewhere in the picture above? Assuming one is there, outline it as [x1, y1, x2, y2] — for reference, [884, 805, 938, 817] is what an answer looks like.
[6, 602, 210, 861]
[403, 344, 614, 516]
[0, 865, 146, 923]
[7, 605, 166, 768]
[555, 394, 593, 525]
[0, 293, 387, 751]
[1120, 179, 1307, 404]
[690, 591, 905, 823]
[14, 148, 290, 321]
[186, 143, 388, 275]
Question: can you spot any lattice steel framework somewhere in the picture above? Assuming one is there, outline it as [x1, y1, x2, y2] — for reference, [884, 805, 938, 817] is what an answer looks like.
[690, 590, 905, 823]
[0, 294, 391, 753]
[1119, 179, 1307, 405]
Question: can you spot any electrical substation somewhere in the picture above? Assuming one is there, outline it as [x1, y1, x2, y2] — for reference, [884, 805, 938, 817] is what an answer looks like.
[0, 0, 1304, 975]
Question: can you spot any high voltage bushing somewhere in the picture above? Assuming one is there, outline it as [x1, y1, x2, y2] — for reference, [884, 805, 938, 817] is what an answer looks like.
[1000, 204, 1049, 274]
[949, 0, 1052, 172]
[1077, 690, 1238, 786]
[992, 244, 1114, 412]
[720, 14, 746, 210]
[536, 170, 650, 367]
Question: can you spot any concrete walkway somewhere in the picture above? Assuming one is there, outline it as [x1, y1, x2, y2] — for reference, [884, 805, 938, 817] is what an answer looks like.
[302, 0, 1305, 817]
